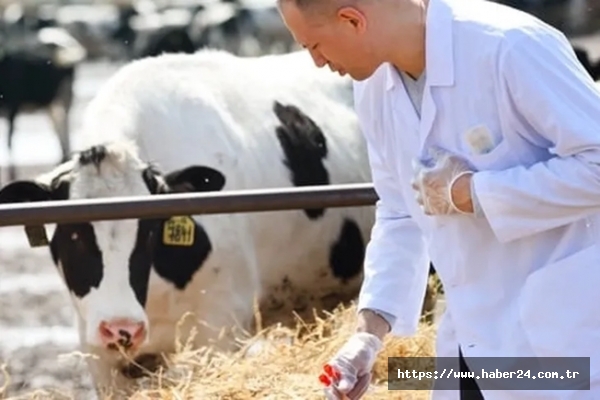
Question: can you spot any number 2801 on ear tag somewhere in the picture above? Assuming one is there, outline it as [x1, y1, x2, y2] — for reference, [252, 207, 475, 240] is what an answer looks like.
[162, 216, 195, 246]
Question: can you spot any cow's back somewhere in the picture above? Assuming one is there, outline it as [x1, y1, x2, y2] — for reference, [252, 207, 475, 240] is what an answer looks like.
[78, 49, 374, 315]
[212, 52, 374, 311]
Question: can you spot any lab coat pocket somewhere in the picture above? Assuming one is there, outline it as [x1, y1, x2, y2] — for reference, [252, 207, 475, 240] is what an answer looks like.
[463, 125, 513, 171]
[518, 245, 600, 369]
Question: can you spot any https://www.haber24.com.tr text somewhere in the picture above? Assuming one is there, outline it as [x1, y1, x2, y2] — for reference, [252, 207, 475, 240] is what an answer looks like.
[397, 368, 582, 381]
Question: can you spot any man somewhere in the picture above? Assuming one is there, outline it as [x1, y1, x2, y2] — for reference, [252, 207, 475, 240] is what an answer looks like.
[277, 0, 600, 399]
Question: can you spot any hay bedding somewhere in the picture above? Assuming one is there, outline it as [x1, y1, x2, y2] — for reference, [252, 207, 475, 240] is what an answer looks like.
[1, 302, 437, 400]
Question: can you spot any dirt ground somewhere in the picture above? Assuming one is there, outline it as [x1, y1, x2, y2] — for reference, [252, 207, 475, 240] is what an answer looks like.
[0, 230, 96, 399]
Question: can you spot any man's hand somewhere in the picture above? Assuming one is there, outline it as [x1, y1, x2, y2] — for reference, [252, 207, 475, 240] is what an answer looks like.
[450, 172, 474, 213]
[411, 147, 476, 215]
[319, 310, 388, 399]
[320, 332, 383, 399]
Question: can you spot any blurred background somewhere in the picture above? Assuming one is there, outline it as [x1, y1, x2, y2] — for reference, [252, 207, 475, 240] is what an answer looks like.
[0, 0, 302, 183]
[0, 0, 599, 398]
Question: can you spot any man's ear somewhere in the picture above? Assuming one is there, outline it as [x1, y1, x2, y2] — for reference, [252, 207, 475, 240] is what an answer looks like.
[0, 180, 69, 204]
[336, 6, 367, 32]
[163, 166, 227, 193]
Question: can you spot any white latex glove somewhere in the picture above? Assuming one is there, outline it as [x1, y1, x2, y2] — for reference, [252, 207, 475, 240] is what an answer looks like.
[411, 147, 475, 216]
[319, 332, 383, 399]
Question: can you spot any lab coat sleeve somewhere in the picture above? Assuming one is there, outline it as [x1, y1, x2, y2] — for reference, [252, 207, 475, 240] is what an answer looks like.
[472, 28, 600, 243]
[356, 122, 430, 337]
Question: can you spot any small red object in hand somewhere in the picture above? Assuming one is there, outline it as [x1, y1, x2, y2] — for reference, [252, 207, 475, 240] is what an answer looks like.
[319, 364, 338, 387]
[320, 363, 350, 399]
[323, 363, 341, 380]
[319, 373, 332, 386]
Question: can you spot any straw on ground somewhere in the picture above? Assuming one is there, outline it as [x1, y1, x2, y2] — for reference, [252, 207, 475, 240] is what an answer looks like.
[2, 301, 438, 400]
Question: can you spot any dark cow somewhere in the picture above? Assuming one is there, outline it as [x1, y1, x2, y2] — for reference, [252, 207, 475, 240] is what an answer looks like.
[127, 7, 197, 59]
[0, 27, 86, 183]
[132, 25, 196, 59]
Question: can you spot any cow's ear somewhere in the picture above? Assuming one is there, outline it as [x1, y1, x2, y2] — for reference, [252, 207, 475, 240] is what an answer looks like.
[163, 166, 226, 193]
[0, 179, 69, 248]
[0, 180, 68, 204]
[142, 165, 226, 194]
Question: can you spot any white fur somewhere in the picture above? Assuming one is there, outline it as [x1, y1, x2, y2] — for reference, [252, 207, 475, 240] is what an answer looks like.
[36, 49, 375, 395]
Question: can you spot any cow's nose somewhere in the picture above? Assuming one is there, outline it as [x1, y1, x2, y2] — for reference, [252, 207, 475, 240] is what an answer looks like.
[98, 318, 146, 350]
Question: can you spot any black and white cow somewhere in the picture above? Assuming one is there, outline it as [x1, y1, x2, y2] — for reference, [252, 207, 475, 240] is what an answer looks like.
[0, 49, 438, 396]
[0, 26, 86, 183]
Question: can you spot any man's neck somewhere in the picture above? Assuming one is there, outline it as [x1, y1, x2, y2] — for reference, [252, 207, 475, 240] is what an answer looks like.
[387, 0, 429, 78]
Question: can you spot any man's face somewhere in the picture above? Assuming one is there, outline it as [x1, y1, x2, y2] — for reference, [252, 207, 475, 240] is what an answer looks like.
[278, 1, 382, 81]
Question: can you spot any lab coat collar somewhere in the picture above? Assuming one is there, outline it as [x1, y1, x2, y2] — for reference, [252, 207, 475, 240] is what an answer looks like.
[385, 0, 455, 91]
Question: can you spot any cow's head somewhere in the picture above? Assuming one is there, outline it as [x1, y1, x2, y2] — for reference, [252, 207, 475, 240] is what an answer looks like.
[0, 141, 226, 355]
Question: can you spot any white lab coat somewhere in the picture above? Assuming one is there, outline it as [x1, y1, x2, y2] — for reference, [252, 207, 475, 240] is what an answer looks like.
[354, 0, 600, 398]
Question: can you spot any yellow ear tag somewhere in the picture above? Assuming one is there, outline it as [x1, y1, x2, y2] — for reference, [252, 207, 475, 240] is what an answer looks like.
[162, 216, 195, 246]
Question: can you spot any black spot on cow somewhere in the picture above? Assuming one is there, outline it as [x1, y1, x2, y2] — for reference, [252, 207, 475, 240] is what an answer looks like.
[329, 218, 365, 282]
[273, 101, 329, 219]
[128, 218, 160, 307]
[50, 223, 104, 298]
[151, 216, 213, 290]
[137, 164, 227, 291]
[79, 145, 107, 168]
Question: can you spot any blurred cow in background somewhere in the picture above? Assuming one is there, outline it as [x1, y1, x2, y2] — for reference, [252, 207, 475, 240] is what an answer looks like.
[0, 25, 87, 184]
